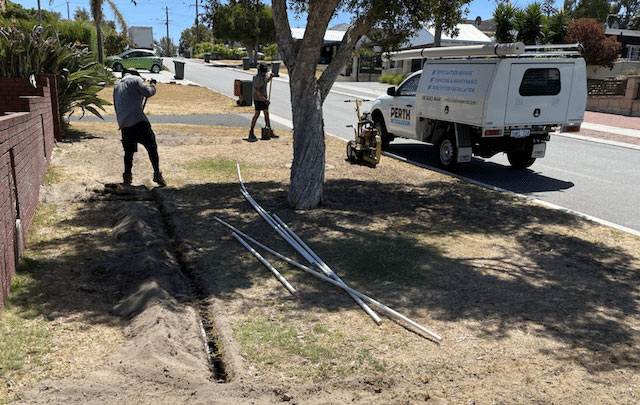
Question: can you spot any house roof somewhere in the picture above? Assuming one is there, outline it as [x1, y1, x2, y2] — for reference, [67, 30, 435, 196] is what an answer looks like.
[291, 28, 346, 43]
[605, 28, 640, 38]
[405, 23, 492, 48]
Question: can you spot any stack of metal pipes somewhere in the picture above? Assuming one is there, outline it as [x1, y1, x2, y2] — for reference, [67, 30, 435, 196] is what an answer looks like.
[213, 164, 441, 343]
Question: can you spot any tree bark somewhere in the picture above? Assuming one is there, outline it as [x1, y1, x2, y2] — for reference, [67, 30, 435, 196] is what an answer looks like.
[96, 21, 104, 64]
[287, 79, 325, 209]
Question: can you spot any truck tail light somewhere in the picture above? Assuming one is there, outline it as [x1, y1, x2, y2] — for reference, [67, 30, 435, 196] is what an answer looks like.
[564, 125, 580, 132]
[484, 129, 502, 137]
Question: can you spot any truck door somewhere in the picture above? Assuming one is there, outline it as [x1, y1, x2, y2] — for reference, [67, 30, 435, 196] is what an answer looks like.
[505, 63, 574, 125]
[388, 73, 421, 139]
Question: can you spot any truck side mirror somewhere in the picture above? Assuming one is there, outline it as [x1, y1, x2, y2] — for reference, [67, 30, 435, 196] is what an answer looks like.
[387, 87, 396, 97]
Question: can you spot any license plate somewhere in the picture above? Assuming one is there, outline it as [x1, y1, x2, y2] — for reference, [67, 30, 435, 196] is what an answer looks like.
[510, 129, 530, 138]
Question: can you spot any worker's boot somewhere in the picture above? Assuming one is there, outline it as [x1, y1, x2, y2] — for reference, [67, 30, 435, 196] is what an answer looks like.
[268, 127, 279, 139]
[123, 173, 132, 186]
[153, 171, 166, 187]
[247, 129, 258, 142]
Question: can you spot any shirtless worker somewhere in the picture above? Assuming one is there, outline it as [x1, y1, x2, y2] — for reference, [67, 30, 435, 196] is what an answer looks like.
[113, 69, 166, 187]
[248, 62, 278, 141]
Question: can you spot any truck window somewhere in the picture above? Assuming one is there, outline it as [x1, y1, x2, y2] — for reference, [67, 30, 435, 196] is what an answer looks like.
[397, 74, 421, 96]
[519, 68, 561, 96]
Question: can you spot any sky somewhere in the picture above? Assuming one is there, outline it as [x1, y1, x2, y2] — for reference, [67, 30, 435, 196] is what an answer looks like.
[11, 0, 564, 47]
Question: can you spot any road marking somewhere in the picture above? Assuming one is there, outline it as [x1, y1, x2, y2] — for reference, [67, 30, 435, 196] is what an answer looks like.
[534, 163, 615, 185]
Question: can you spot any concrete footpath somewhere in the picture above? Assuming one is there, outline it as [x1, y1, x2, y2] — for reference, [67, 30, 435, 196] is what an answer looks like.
[563, 111, 640, 148]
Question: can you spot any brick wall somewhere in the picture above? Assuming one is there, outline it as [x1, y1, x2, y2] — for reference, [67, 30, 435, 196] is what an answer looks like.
[587, 75, 640, 117]
[0, 76, 57, 312]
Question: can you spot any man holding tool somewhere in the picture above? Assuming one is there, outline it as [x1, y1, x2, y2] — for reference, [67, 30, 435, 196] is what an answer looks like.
[248, 62, 278, 142]
[113, 68, 166, 187]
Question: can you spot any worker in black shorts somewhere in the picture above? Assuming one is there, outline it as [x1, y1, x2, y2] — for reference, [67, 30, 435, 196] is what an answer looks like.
[113, 69, 166, 186]
[248, 62, 278, 141]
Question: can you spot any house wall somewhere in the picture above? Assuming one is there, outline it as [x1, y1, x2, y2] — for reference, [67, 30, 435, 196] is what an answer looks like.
[0, 75, 57, 312]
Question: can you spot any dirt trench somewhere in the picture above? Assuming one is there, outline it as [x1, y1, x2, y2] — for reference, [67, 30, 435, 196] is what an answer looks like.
[18, 183, 275, 404]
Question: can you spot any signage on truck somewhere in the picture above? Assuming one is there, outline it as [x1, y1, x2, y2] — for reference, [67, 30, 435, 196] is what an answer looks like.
[390, 107, 411, 126]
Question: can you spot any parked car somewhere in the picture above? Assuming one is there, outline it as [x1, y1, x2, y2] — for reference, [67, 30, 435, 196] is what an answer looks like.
[105, 49, 163, 73]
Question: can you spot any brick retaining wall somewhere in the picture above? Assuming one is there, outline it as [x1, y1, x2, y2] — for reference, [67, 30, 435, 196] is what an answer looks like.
[0, 75, 58, 312]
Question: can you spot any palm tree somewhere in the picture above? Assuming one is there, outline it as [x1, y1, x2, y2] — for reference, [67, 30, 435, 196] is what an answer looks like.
[89, 0, 135, 64]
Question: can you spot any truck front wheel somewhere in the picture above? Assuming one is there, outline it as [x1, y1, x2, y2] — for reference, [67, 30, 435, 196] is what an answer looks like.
[435, 134, 457, 169]
[375, 119, 392, 150]
[507, 143, 536, 169]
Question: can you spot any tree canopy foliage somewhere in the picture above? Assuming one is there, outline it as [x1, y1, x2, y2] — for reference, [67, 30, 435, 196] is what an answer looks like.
[566, 18, 621, 67]
[204, 0, 275, 61]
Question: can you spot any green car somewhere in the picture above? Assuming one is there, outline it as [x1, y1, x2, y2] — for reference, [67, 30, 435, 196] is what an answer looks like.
[105, 49, 163, 73]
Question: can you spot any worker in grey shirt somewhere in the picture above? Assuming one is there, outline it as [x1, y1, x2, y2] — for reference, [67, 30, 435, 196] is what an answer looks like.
[113, 69, 165, 186]
[248, 63, 278, 141]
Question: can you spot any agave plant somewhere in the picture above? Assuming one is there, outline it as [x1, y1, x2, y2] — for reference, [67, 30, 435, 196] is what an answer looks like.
[0, 24, 112, 130]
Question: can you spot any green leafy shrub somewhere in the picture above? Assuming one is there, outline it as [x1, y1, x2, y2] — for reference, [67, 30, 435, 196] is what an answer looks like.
[55, 19, 93, 48]
[210, 43, 232, 59]
[379, 73, 406, 85]
[232, 47, 248, 60]
[103, 30, 129, 56]
[193, 41, 215, 58]
[263, 43, 278, 61]
[0, 25, 112, 133]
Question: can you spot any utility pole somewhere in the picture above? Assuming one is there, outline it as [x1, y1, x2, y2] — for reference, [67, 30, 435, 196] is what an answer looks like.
[67, 1, 70, 20]
[165, 6, 170, 39]
[195, 0, 199, 44]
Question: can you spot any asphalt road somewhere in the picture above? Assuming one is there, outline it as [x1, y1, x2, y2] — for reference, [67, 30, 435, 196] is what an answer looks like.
[165, 58, 640, 233]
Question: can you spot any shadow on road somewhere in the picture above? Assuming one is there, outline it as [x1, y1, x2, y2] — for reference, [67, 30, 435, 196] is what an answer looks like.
[386, 143, 575, 193]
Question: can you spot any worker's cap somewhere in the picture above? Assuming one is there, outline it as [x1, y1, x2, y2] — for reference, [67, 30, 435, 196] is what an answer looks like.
[258, 62, 269, 73]
[122, 68, 141, 77]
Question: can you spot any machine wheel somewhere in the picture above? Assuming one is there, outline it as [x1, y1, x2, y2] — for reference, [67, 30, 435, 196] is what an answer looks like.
[151, 64, 161, 73]
[435, 134, 457, 169]
[346, 142, 356, 161]
[375, 119, 392, 150]
[507, 150, 536, 169]
[113, 62, 123, 72]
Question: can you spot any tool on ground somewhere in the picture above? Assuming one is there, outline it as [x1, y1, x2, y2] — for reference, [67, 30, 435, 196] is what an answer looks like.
[261, 76, 276, 140]
[345, 98, 381, 167]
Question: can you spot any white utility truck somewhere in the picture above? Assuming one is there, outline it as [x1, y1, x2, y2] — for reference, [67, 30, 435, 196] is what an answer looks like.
[370, 43, 587, 169]
[128, 26, 154, 50]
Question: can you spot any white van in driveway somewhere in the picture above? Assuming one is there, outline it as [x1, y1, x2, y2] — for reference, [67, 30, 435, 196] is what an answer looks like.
[370, 43, 587, 169]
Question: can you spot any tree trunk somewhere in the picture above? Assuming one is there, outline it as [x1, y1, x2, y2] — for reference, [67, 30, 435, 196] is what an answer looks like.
[434, 18, 443, 47]
[96, 22, 104, 64]
[287, 79, 325, 209]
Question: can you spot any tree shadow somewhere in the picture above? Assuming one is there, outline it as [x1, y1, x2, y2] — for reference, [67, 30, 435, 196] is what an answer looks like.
[165, 178, 639, 373]
[60, 127, 103, 143]
[8, 176, 638, 375]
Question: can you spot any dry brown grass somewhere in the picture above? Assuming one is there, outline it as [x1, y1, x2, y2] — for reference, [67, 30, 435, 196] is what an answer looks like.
[96, 83, 254, 116]
[57, 120, 640, 403]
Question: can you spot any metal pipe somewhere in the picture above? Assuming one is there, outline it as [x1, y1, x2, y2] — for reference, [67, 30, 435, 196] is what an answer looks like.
[235, 165, 381, 324]
[238, 187, 381, 324]
[386, 42, 525, 61]
[214, 217, 442, 342]
[232, 232, 296, 295]
[272, 214, 382, 324]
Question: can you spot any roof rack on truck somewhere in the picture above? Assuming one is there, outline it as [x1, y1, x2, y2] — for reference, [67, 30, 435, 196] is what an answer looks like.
[385, 42, 583, 61]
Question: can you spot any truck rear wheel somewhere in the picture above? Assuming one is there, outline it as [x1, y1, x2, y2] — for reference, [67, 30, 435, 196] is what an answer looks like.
[375, 119, 392, 150]
[507, 143, 536, 169]
[435, 134, 457, 170]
